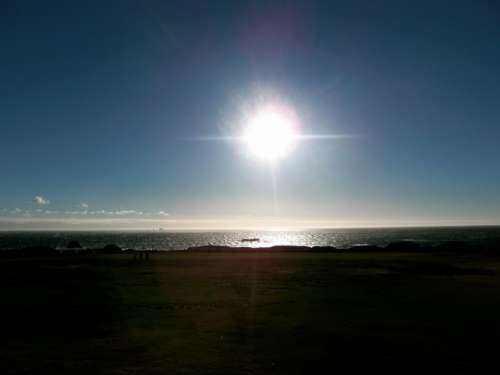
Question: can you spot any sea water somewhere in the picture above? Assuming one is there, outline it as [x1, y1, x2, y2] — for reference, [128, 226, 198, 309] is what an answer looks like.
[1, 226, 500, 250]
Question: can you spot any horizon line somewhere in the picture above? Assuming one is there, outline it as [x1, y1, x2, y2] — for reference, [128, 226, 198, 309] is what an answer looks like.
[1, 223, 500, 232]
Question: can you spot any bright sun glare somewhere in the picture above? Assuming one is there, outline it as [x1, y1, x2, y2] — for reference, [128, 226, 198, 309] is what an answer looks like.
[243, 106, 299, 162]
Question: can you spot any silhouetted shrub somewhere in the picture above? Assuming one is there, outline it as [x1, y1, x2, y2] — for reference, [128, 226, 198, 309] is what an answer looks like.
[67, 240, 81, 249]
[311, 246, 338, 252]
[21, 246, 59, 257]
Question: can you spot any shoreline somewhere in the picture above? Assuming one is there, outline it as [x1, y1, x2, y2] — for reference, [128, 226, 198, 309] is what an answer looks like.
[1, 239, 500, 257]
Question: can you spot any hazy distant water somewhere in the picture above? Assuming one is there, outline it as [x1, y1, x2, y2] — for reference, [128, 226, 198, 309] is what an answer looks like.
[1, 227, 500, 251]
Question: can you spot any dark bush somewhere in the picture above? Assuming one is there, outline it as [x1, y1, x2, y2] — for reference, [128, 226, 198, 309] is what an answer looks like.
[98, 244, 122, 254]
[385, 241, 420, 252]
[349, 245, 382, 252]
[67, 240, 82, 249]
[21, 246, 59, 257]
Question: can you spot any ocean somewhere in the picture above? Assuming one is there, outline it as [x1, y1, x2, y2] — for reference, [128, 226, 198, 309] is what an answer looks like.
[1, 226, 500, 251]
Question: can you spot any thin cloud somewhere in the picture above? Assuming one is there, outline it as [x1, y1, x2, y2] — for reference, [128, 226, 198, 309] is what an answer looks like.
[65, 209, 145, 216]
[114, 210, 143, 216]
[88, 210, 113, 215]
[4, 206, 161, 218]
[65, 210, 88, 215]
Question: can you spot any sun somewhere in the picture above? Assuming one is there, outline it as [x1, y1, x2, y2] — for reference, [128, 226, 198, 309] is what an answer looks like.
[243, 106, 299, 162]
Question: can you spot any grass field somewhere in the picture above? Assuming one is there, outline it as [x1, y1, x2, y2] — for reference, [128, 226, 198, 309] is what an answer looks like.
[1, 251, 500, 374]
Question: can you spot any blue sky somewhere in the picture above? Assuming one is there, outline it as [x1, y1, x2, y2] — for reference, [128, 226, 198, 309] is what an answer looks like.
[1, 0, 500, 230]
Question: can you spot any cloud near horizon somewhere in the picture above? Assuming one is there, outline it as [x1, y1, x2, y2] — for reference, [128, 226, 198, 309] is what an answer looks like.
[1, 207, 169, 218]
[60, 209, 171, 217]
[33, 195, 50, 206]
[0, 207, 170, 220]
[1, 195, 171, 223]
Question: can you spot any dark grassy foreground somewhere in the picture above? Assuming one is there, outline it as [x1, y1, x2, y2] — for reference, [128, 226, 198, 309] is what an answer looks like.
[1, 251, 500, 374]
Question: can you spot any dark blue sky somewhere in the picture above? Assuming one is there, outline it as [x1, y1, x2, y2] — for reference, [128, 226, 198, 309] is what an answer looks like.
[1, 0, 500, 229]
